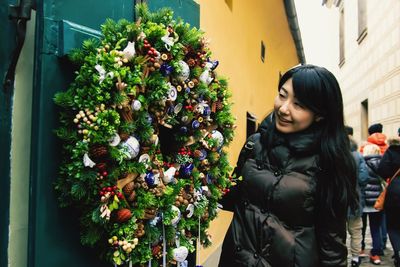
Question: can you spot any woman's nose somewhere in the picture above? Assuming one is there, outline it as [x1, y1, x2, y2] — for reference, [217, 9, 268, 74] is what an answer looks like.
[279, 101, 290, 114]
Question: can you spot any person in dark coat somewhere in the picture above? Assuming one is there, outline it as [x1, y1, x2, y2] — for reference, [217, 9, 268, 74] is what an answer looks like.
[361, 144, 384, 265]
[377, 138, 400, 267]
[219, 65, 358, 267]
[347, 135, 369, 267]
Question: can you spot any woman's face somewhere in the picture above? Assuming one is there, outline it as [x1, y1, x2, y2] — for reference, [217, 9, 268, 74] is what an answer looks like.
[274, 78, 316, 134]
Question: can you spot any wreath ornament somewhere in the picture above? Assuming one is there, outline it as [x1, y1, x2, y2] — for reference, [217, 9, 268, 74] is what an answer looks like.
[54, 4, 235, 266]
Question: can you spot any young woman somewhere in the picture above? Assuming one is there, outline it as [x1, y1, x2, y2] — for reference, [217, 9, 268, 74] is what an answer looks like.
[219, 64, 358, 267]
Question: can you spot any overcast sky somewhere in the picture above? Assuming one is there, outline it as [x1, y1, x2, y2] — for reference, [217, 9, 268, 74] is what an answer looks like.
[294, 0, 339, 75]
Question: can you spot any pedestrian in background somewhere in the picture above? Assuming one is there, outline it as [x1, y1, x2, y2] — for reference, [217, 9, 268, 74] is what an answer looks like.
[361, 144, 384, 265]
[346, 126, 369, 267]
[360, 123, 389, 254]
[360, 123, 388, 155]
[377, 136, 400, 267]
[219, 65, 358, 267]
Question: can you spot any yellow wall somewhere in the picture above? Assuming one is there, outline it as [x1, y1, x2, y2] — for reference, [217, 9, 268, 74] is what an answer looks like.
[197, 0, 300, 163]
[196, 1, 301, 264]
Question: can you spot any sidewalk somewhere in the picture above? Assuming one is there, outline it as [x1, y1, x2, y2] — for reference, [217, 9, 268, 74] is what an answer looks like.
[350, 230, 395, 267]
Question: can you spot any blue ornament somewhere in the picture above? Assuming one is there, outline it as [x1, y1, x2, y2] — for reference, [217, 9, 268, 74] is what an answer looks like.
[185, 87, 191, 93]
[210, 60, 219, 70]
[191, 120, 200, 129]
[145, 172, 155, 186]
[198, 149, 207, 161]
[206, 174, 213, 184]
[203, 106, 211, 116]
[167, 105, 175, 114]
[145, 113, 153, 124]
[180, 126, 188, 134]
[181, 163, 194, 177]
[160, 63, 174, 76]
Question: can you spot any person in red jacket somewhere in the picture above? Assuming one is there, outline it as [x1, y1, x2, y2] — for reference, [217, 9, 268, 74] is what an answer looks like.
[360, 123, 388, 155]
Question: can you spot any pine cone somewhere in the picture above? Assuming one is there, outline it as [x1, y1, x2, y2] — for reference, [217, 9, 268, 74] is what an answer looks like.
[135, 229, 145, 237]
[127, 191, 136, 202]
[90, 146, 108, 160]
[119, 132, 130, 141]
[119, 108, 133, 122]
[216, 100, 224, 110]
[123, 182, 135, 195]
[192, 150, 200, 158]
[211, 102, 217, 113]
[187, 58, 196, 67]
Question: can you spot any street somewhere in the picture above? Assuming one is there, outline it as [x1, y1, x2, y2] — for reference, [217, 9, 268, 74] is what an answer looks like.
[349, 228, 395, 267]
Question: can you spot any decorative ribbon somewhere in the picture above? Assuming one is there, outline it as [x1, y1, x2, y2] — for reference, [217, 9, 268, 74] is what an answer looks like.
[175, 234, 181, 267]
[148, 243, 152, 267]
[162, 213, 167, 267]
[196, 216, 202, 267]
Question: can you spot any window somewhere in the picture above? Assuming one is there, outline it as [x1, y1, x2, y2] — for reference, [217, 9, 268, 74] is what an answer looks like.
[339, 6, 345, 67]
[261, 41, 266, 63]
[357, 0, 368, 43]
[361, 99, 368, 141]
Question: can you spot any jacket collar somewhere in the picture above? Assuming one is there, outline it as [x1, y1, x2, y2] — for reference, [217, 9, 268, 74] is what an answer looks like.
[260, 113, 321, 156]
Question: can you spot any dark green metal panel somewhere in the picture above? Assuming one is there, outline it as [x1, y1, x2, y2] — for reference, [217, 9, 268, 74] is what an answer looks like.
[29, 1, 134, 267]
[58, 20, 102, 56]
[29, 1, 200, 266]
[0, 1, 16, 266]
[146, 0, 200, 28]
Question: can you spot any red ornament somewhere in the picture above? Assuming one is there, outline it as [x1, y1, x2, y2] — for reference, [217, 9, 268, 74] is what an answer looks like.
[115, 208, 132, 223]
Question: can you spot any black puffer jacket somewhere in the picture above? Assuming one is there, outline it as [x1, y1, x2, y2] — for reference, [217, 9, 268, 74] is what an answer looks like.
[363, 155, 382, 207]
[377, 144, 400, 209]
[219, 121, 347, 267]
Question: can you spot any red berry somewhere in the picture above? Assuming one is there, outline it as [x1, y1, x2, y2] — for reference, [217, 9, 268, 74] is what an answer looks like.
[107, 187, 112, 192]
[102, 171, 108, 176]
[111, 191, 115, 196]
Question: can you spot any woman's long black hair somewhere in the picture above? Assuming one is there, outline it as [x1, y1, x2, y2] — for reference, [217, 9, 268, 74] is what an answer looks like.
[272, 64, 358, 218]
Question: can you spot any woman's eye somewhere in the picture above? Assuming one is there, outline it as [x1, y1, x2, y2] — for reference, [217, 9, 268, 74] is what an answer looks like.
[294, 102, 304, 108]
[278, 91, 287, 98]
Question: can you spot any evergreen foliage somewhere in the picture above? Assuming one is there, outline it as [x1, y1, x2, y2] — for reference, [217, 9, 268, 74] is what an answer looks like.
[54, 4, 235, 266]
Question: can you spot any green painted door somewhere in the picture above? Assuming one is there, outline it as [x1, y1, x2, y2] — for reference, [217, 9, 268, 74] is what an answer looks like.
[0, 1, 16, 266]
[28, 1, 199, 267]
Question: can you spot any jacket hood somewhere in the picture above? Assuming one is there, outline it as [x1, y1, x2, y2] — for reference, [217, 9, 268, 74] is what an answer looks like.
[364, 154, 382, 174]
[258, 113, 273, 135]
[367, 133, 387, 145]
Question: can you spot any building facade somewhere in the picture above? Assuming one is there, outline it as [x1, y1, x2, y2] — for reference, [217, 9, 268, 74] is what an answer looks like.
[335, 0, 400, 141]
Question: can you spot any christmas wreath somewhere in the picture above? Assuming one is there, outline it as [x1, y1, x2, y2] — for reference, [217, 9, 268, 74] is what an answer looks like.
[54, 4, 235, 266]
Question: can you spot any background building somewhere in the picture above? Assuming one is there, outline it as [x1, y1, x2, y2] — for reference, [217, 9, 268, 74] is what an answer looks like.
[334, 0, 400, 141]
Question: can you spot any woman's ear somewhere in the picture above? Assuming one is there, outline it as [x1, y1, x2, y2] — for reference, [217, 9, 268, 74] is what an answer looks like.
[315, 116, 324, 122]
